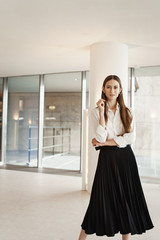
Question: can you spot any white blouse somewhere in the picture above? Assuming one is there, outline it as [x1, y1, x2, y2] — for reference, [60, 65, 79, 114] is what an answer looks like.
[91, 102, 136, 148]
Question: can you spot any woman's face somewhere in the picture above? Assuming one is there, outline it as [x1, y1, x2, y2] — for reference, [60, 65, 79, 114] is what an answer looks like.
[102, 79, 122, 101]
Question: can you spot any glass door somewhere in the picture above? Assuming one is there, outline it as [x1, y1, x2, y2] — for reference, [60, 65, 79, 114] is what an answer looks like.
[42, 72, 82, 171]
[6, 76, 39, 167]
[133, 67, 160, 178]
[0, 78, 3, 162]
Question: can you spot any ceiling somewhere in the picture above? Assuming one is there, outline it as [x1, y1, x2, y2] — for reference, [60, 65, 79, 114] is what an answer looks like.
[0, 0, 160, 77]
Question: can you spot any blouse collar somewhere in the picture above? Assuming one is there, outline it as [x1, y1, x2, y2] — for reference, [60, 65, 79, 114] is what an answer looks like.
[107, 102, 120, 112]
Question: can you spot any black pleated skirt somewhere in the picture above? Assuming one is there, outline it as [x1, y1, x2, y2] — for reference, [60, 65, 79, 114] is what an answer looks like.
[81, 145, 154, 236]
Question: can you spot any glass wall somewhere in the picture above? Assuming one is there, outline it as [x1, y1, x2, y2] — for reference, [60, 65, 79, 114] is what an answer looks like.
[134, 66, 160, 178]
[0, 68, 160, 179]
[0, 78, 3, 162]
[86, 71, 89, 109]
[6, 76, 39, 167]
[42, 72, 82, 170]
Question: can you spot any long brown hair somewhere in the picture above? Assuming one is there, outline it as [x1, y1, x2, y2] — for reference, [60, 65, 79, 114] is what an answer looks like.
[101, 75, 132, 133]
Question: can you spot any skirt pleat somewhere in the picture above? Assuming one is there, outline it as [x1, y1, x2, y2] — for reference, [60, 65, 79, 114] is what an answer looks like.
[81, 145, 154, 236]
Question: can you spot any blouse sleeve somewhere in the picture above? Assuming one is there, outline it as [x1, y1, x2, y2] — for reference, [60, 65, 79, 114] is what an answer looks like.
[113, 108, 136, 148]
[91, 108, 108, 143]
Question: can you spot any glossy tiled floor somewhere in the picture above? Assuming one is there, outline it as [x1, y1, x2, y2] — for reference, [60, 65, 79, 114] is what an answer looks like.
[6, 152, 80, 170]
[0, 169, 159, 240]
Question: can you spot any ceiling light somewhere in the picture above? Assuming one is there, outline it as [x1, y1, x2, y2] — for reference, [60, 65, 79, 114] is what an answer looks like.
[48, 105, 56, 110]
[19, 99, 23, 111]
[45, 117, 56, 120]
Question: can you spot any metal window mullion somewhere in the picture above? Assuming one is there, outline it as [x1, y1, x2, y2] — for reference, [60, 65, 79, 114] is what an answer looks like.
[130, 68, 135, 109]
[1, 78, 8, 164]
[38, 75, 44, 168]
[80, 71, 87, 173]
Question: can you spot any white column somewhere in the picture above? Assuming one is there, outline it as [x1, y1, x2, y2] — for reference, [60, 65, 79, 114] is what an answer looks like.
[81, 109, 88, 190]
[87, 42, 128, 193]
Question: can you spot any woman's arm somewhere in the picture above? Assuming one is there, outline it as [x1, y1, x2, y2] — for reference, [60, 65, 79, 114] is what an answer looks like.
[92, 138, 119, 147]
[99, 110, 105, 128]
[91, 99, 108, 143]
[91, 109, 107, 143]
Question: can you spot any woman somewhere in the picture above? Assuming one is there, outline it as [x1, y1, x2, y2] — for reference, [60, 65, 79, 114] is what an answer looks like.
[78, 75, 154, 240]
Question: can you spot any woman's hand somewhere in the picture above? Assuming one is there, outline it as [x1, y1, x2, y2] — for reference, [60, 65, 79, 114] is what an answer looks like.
[96, 99, 105, 112]
[92, 138, 103, 147]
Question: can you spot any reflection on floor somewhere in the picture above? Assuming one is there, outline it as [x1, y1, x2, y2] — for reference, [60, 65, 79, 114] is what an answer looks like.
[0, 169, 159, 240]
[6, 151, 80, 170]
[43, 154, 80, 170]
